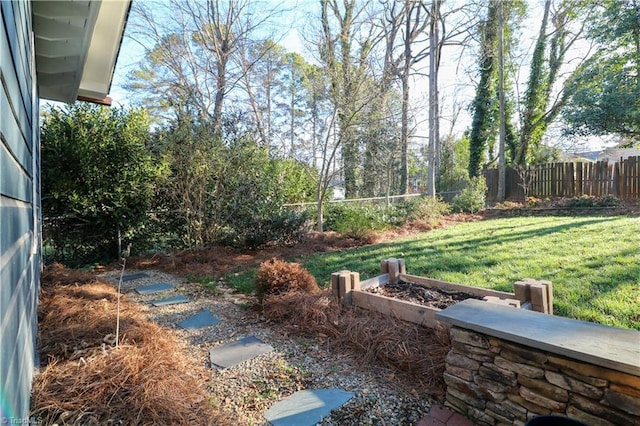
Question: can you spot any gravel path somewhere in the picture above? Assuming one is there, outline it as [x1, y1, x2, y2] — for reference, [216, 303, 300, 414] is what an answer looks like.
[99, 269, 436, 425]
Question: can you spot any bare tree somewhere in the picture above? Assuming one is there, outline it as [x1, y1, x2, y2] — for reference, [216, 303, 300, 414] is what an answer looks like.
[127, 0, 281, 132]
[378, 1, 478, 195]
[238, 40, 287, 147]
[318, 0, 382, 198]
[126, 3, 211, 123]
[314, 112, 343, 232]
[377, 0, 431, 195]
[426, 0, 442, 196]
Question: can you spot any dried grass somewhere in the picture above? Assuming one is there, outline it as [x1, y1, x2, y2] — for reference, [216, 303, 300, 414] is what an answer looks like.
[41, 262, 97, 286]
[33, 265, 235, 425]
[124, 231, 373, 279]
[255, 259, 319, 302]
[38, 282, 149, 361]
[263, 290, 451, 397]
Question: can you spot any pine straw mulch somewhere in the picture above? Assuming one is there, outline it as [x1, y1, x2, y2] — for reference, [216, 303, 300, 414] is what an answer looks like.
[34, 263, 452, 425]
[32, 264, 233, 425]
[125, 231, 370, 279]
[124, 214, 480, 279]
[262, 289, 451, 397]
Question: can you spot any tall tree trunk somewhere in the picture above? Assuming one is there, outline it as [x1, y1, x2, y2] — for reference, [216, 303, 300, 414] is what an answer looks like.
[316, 192, 324, 232]
[290, 62, 295, 158]
[427, 0, 440, 196]
[497, 0, 506, 201]
[244, 71, 268, 145]
[213, 60, 226, 135]
[633, 0, 640, 90]
[266, 70, 272, 148]
[399, 0, 412, 195]
[312, 101, 318, 169]
[516, 0, 550, 166]
[468, 1, 500, 178]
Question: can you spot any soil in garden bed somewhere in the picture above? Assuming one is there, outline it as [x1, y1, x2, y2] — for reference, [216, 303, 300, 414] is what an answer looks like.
[366, 280, 484, 309]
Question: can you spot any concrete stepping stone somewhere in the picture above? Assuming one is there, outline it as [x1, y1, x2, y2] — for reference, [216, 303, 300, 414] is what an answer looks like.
[150, 295, 189, 307]
[264, 389, 354, 426]
[209, 336, 273, 369]
[121, 272, 149, 282]
[134, 283, 175, 295]
[177, 310, 221, 331]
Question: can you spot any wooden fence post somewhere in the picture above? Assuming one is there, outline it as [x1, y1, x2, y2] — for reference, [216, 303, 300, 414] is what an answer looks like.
[539, 280, 553, 315]
[398, 258, 406, 274]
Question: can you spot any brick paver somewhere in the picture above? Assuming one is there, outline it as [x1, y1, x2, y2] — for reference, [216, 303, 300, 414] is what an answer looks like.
[417, 405, 473, 426]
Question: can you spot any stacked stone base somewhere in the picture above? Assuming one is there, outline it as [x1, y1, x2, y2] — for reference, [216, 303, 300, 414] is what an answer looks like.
[444, 326, 640, 425]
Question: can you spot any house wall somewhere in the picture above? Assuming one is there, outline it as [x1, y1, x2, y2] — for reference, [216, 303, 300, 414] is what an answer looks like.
[1, 0, 42, 422]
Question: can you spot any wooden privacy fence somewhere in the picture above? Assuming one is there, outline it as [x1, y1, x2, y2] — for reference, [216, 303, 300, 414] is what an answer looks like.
[485, 156, 640, 200]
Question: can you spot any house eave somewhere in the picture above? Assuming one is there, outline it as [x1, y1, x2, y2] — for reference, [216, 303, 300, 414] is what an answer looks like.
[33, 0, 131, 104]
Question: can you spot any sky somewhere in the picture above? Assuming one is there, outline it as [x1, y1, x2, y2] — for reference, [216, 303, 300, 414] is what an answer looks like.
[107, 0, 618, 154]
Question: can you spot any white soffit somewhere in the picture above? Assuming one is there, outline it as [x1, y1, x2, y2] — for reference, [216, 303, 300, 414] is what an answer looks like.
[33, 0, 131, 104]
[77, 0, 130, 102]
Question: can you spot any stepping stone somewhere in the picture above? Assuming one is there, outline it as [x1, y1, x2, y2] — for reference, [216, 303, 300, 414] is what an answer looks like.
[209, 336, 273, 369]
[134, 283, 175, 295]
[264, 389, 354, 426]
[177, 310, 221, 331]
[122, 272, 149, 282]
[150, 295, 189, 307]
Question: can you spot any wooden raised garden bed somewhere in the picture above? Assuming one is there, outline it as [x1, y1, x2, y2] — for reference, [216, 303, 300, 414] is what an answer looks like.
[331, 258, 553, 328]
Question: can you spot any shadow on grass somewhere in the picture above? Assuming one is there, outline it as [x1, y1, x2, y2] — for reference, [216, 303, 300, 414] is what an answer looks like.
[302, 216, 617, 282]
[395, 217, 617, 259]
[224, 216, 640, 329]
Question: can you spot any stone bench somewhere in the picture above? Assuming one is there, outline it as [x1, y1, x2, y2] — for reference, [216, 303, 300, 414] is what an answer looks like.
[436, 299, 640, 425]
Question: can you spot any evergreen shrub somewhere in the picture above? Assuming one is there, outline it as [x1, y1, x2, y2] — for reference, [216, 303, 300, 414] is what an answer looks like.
[451, 177, 487, 213]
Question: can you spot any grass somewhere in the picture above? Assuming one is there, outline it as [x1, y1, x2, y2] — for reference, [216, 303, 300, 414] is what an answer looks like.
[186, 274, 220, 292]
[225, 271, 257, 294]
[225, 216, 640, 330]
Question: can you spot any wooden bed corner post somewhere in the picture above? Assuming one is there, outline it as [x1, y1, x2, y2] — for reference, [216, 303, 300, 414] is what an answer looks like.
[331, 270, 360, 306]
[514, 278, 553, 314]
[398, 258, 406, 274]
[382, 258, 406, 284]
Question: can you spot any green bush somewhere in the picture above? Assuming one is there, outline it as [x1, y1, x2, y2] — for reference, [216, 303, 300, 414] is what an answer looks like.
[561, 195, 620, 208]
[322, 196, 452, 237]
[41, 104, 163, 265]
[221, 209, 311, 249]
[323, 203, 394, 239]
[405, 196, 451, 228]
[451, 177, 487, 213]
[157, 120, 316, 249]
[209, 138, 315, 248]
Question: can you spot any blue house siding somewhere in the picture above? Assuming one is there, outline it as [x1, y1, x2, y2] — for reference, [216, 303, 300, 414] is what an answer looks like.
[0, 0, 41, 422]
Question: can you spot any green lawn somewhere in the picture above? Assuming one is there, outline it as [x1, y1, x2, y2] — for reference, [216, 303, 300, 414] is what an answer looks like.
[226, 216, 640, 330]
